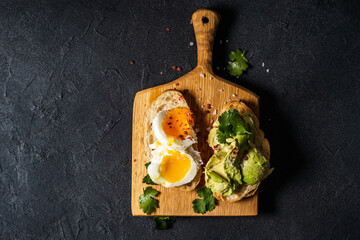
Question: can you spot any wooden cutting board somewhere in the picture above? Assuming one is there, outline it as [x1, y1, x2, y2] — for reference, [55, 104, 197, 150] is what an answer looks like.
[132, 9, 263, 216]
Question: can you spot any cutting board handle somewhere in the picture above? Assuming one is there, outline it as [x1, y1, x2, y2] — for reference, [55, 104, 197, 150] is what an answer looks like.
[192, 9, 220, 73]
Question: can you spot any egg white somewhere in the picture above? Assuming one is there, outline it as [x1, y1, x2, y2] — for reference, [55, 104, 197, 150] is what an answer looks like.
[152, 111, 197, 150]
[148, 145, 201, 188]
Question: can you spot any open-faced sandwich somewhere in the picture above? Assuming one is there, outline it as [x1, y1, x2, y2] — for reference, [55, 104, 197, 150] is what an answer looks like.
[144, 90, 202, 191]
[205, 101, 273, 202]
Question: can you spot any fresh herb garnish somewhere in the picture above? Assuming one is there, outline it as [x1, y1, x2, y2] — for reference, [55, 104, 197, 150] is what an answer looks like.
[142, 162, 157, 185]
[154, 216, 177, 230]
[192, 188, 216, 214]
[227, 49, 249, 76]
[217, 108, 252, 144]
[139, 187, 160, 215]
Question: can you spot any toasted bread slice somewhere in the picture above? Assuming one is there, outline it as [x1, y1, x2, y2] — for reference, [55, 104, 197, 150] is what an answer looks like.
[210, 101, 270, 202]
[144, 90, 202, 191]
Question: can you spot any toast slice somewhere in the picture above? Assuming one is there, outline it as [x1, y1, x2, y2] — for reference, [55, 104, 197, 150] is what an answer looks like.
[144, 90, 202, 191]
[209, 101, 270, 202]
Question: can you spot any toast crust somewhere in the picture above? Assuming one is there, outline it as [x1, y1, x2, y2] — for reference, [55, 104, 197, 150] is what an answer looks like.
[209, 101, 270, 202]
[144, 90, 202, 191]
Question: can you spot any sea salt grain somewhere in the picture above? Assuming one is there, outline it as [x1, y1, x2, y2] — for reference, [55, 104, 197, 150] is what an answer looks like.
[189, 41, 194, 46]
[232, 94, 237, 97]
[213, 110, 217, 115]
[200, 73, 205, 77]
[262, 62, 265, 67]
[201, 105, 205, 108]
[209, 76, 213, 80]
[206, 127, 211, 131]
[198, 97, 202, 100]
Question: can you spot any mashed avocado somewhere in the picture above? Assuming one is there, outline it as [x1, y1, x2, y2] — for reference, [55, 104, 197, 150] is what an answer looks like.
[205, 108, 273, 195]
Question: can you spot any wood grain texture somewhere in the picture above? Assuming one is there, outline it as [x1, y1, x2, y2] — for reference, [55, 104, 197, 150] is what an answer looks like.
[132, 9, 264, 216]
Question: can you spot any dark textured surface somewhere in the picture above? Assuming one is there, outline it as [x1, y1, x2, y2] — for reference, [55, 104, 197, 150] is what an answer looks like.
[1, 0, 360, 239]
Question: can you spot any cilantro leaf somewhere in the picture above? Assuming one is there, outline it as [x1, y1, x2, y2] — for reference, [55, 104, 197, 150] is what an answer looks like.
[192, 188, 216, 214]
[154, 216, 177, 230]
[227, 49, 249, 76]
[139, 187, 160, 215]
[216, 108, 252, 145]
[143, 162, 157, 185]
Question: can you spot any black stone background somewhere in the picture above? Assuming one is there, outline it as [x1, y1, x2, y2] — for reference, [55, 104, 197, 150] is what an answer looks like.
[1, 0, 359, 239]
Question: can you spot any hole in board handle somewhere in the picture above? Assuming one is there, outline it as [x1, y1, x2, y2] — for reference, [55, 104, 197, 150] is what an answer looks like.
[202, 17, 209, 24]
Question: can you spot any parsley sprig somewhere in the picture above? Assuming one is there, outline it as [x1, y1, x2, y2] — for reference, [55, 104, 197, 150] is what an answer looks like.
[139, 187, 160, 215]
[142, 162, 157, 185]
[154, 216, 177, 230]
[217, 108, 252, 144]
[227, 49, 249, 76]
[192, 188, 216, 214]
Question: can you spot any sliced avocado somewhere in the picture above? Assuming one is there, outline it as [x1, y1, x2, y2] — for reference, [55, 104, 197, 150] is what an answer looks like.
[241, 148, 273, 185]
[208, 171, 228, 183]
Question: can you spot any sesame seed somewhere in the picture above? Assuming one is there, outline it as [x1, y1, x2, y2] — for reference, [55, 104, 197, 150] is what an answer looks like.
[262, 62, 265, 67]
[216, 66, 220, 70]
[189, 41, 194, 46]
[160, 72, 163, 75]
[236, 76, 240, 79]
[206, 127, 211, 131]
[232, 94, 237, 97]
[190, 19, 193, 24]
[225, 40, 228, 43]
[219, 40, 223, 44]
[207, 99, 210, 102]
[266, 69, 270, 73]
[200, 73, 205, 77]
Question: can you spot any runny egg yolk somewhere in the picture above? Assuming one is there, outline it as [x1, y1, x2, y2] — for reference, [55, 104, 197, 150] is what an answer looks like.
[159, 150, 191, 183]
[162, 107, 194, 140]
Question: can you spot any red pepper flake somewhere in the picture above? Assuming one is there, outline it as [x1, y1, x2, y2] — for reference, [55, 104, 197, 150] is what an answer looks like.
[205, 110, 210, 114]
[244, 156, 248, 160]
[173, 87, 176, 90]
[176, 67, 182, 72]
[206, 104, 211, 109]
[130, 60, 135, 65]
[172, 66, 176, 70]
[175, 83, 179, 86]
[166, 27, 170, 31]
[123, 165, 126, 168]
[134, 159, 137, 162]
